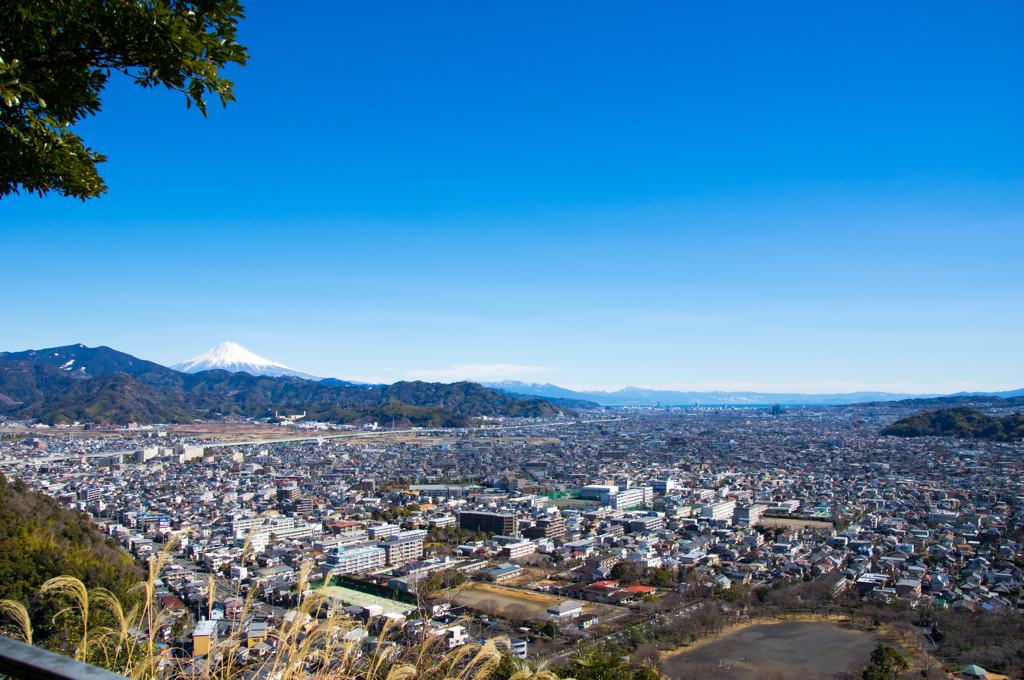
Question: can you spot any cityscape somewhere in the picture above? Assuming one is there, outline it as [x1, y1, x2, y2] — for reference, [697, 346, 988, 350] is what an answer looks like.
[1, 372, 1022, 678]
[1, 2, 1021, 680]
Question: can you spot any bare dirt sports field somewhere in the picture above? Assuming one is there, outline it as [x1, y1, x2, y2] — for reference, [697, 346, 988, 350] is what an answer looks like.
[663, 621, 897, 680]
[453, 582, 567, 616]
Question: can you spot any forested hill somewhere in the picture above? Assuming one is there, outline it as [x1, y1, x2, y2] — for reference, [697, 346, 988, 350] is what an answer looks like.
[0, 473, 141, 603]
[880, 407, 1024, 442]
[0, 356, 570, 425]
[866, 394, 1024, 409]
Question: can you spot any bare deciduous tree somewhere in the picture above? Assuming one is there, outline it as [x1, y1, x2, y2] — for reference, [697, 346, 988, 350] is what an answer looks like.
[477, 598, 500, 619]
[504, 603, 532, 627]
[632, 643, 663, 672]
[669, 614, 694, 644]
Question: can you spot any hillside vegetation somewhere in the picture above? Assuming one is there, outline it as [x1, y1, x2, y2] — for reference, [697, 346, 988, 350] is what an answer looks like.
[0, 474, 141, 603]
[880, 407, 1024, 441]
[868, 395, 1024, 409]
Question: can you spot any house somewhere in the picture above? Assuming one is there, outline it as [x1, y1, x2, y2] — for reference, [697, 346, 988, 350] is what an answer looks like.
[223, 597, 245, 619]
[424, 598, 452, 617]
[679, 550, 706, 565]
[246, 621, 269, 648]
[437, 624, 469, 649]
[160, 595, 187, 617]
[479, 563, 522, 582]
[509, 637, 528, 659]
[546, 601, 584, 619]
[581, 584, 620, 602]
[895, 578, 922, 600]
[192, 620, 217, 656]
[608, 590, 637, 604]
[815, 572, 848, 590]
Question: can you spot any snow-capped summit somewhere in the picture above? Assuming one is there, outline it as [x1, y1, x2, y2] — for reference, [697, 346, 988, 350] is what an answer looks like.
[170, 342, 321, 380]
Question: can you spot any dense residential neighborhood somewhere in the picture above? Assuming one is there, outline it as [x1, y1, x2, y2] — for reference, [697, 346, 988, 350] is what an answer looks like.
[1, 401, 1022, 674]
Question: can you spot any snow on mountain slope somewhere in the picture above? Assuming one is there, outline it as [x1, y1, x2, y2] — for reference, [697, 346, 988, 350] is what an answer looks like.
[170, 342, 322, 380]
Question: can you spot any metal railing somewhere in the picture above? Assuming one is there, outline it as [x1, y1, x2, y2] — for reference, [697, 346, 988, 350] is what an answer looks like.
[0, 636, 128, 680]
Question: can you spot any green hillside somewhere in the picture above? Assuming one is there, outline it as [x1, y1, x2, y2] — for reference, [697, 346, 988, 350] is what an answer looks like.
[0, 360, 78, 409]
[868, 395, 1024, 409]
[39, 373, 199, 425]
[880, 407, 1024, 442]
[0, 474, 141, 603]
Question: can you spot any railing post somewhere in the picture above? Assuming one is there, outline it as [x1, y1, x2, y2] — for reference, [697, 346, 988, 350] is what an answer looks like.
[0, 635, 129, 680]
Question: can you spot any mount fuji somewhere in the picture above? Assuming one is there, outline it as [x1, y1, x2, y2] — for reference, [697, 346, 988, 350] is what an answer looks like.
[171, 342, 322, 380]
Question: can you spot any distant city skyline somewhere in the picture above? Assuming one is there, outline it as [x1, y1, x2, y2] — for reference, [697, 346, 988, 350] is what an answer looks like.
[3, 2, 1021, 393]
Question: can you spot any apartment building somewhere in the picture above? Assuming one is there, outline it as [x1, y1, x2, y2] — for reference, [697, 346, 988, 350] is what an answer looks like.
[458, 511, 517, 536]
[324, 545, 386, 576]
[382, 532, 425, 566]
[501, 541, 536, 560]
[522, 514, 565, 539]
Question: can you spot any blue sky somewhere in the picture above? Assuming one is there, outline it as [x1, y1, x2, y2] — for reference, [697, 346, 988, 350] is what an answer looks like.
[3, 1, 1022, 393]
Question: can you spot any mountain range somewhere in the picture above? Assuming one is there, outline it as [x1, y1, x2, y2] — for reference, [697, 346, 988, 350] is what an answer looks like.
[2, 344, 1021, 421]
[0, 345, 567, 426]
[480, 380, 1024, 407]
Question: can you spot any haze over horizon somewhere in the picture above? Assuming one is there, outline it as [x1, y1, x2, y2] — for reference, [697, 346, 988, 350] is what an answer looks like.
[3, 2, 1022, 393]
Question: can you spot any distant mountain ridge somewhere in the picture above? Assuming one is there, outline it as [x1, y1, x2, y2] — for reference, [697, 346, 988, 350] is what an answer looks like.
[488, 386, 600, 410]
[0, 344, 183, 387]
[4, 345, 1020, 417]
[947, 388, 1024, 398]
[481, 380, 951, 406]
[0, 345, 570, 425]
[483, 380, 589, 400]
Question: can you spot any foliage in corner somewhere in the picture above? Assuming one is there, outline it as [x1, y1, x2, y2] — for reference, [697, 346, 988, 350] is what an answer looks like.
[0, 0, 248, 200]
